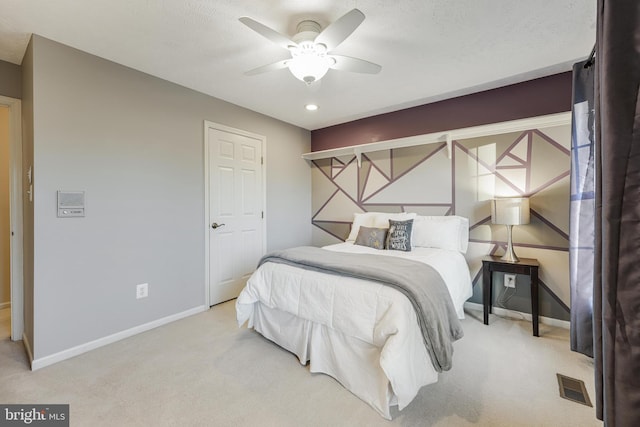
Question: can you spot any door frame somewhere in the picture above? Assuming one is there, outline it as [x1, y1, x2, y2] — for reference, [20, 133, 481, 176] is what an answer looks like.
[203, 121, 266, 307]
[1, 95, 24, 341]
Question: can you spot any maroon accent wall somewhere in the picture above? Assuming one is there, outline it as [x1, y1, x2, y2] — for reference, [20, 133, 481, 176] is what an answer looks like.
[311, 72, 572, 152]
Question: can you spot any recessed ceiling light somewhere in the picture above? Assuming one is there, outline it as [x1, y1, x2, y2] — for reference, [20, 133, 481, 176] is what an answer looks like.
[305, 104, 319, 111]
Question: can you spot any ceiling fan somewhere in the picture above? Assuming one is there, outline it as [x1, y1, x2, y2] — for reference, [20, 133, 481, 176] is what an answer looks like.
[239, 8, 381, 85]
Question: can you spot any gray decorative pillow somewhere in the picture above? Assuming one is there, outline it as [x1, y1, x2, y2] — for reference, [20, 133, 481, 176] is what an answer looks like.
[386, 219, 414, 252]
[354, 226, 388, 250]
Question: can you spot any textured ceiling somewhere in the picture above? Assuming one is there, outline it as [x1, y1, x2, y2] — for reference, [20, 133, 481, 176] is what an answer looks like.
[0, 0, 596, 130]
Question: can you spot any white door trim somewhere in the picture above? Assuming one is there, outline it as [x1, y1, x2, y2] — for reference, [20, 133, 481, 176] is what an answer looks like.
[1, 95, 24, 341]
[203, 121, 266, 307]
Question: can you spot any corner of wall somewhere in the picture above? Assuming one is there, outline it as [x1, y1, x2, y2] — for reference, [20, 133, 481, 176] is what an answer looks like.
[20, 36, 35, 357]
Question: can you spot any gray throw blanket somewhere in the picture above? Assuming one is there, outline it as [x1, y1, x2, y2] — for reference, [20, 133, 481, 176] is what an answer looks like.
[258, 246, 464, 372]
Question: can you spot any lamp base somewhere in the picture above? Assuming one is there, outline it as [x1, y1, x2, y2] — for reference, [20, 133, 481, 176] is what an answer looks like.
[500, 224, 520, 263]
[500, 248, 520, 263]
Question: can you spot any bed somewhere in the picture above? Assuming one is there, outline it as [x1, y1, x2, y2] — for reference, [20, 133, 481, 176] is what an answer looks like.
[236, 213, 473, 419]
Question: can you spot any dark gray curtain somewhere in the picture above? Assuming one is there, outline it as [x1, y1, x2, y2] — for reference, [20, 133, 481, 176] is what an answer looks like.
[593, 0, 640, 425]
[570, 60, 595, 357]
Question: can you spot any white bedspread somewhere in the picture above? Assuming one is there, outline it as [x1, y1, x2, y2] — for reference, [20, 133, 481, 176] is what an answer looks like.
[236, 243, 472, 418]
[323, 243, 472, 319]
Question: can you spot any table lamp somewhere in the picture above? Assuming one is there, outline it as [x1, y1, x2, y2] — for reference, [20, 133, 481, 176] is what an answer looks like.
[491, 197, 530, 262]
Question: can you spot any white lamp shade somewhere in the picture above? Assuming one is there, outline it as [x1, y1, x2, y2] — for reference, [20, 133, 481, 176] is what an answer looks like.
[491, 197, 530, 225]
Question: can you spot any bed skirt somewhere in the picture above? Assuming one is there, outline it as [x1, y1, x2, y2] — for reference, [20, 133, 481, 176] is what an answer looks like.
[247, 301, 438, 419]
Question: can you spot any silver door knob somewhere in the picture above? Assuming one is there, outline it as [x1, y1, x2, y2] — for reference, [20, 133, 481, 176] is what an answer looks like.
[211, 222, 226, 229]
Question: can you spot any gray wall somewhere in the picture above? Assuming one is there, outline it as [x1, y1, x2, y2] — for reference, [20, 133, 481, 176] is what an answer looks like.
[24, 35, 311, 360]
[0, 60, 21, 99]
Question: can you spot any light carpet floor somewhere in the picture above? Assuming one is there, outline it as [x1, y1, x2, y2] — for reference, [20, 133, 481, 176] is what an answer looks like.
[0, 304, 602, 426]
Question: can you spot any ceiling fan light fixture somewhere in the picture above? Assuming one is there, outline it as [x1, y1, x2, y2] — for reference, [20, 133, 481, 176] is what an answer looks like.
[240, 9, 380, 83]
[288, 41, 333, 84]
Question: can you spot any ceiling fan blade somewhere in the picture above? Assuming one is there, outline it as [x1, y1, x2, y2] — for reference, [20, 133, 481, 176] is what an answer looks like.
[244, 59, 290, 76]
[239, 17, 297, 50]
[329, 55, 381, 74]
[314, 9, 365, 51]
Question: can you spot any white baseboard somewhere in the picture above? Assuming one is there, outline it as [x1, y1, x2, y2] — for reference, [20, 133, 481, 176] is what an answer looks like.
[0, 301, 10, 310]
[464, 302, 570, 330]
[30, 305, 208, 371]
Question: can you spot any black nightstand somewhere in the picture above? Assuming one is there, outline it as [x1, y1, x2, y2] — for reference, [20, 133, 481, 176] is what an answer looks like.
[482, 256, 540, 336]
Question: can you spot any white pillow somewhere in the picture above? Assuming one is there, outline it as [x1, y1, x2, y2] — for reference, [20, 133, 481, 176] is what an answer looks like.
[346, 212, 417, 242]
[412, 215, 469, 253]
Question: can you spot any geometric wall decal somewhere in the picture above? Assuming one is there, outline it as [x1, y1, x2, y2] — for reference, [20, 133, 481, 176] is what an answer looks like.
[475, 160, 495, 177]
[529, 177, 571, 235]
[490, 132, 531, 194]
[366, 148, 451, 204]
[312, 167, 339, 212]
[496, 168, 528, 193]
[537, 125, 572, 148]
[391, 143, 445, 179]
[494, 174, 526, 197]
[335, 154, 356, 165]
[334, 162, 359, 201]
[361, 163, 390, 200]
[538, 285, 570, 321]
[497, 155, 525, 167]
[511, 246, 571, 308]
[313, 158, 332, 179]
[453, 143, 494, 222]
[365, 150, 392, 179]
[331, 155, 356, 178]
[469, 223, 492, 243]
[508, 132, 530, 163]
[313, 190, 364, 222]
[310, 122, 571, 321]
[529, 131, 570, 192]
[403, 205, 452, 216]
[356, 204, 405, 214]
[313, 221, 353, 242]
[465, 241, 495, 280]
[357, 156, 373, 200]
[331, 163, 344, 179]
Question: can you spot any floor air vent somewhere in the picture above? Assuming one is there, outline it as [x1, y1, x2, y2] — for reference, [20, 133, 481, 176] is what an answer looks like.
[556, 373, 592, 407]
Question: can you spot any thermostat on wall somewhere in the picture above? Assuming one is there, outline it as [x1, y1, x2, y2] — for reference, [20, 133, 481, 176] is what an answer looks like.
[57, 191, 85, 217]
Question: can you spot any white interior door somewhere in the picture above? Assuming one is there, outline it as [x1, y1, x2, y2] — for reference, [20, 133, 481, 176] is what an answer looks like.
[207, 124, 264, 306]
